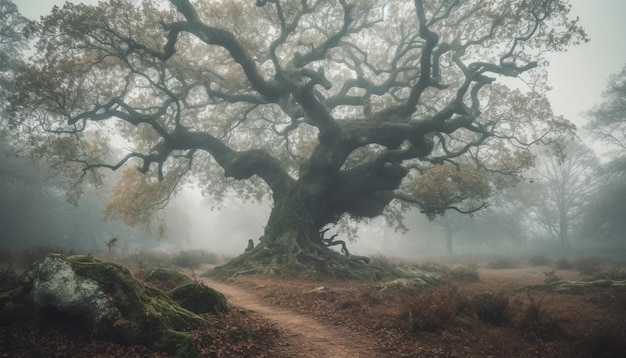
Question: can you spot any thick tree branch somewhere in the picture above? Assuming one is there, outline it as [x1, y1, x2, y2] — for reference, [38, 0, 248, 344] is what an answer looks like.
[169, 130, 295, 196]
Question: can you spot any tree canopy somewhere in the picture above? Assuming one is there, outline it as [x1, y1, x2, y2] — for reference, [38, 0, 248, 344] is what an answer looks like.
[6, 0, 586, 278]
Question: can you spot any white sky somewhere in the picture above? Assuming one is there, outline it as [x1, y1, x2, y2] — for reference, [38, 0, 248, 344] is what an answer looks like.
[546, 0, 626, 127]
[14, 0, 626, 128]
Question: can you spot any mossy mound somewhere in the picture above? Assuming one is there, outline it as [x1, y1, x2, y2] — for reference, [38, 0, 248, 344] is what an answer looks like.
[144, 267, 192, 291]
[379, 266, 446, 292]
[16, 254, 210, 357]
[169, 282, 229, 315]
[392, 266, 445, 284]
[380, 277, 431, 292]
[533, 279, 626, 293]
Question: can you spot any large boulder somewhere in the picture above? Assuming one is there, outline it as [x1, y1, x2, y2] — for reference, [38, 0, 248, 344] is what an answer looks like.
[21, 254, 209, 357]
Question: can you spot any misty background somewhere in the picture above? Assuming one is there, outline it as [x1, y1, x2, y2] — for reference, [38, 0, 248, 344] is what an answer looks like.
[1, 0, 626, 259]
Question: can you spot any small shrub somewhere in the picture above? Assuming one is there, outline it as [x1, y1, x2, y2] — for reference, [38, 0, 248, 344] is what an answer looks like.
[528, 255, 552, 266]
[399, 285, 471, 332]
[171, 250, 219, 268]
[513, 294, 563, 341]
[448, 264, 479, 282]
[555, 257, 573, 269]
[471, 291, 510, 325]
[486, 257, 519, 269]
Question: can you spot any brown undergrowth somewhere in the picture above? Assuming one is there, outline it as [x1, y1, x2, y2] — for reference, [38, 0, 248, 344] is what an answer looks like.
[2, 249, 626, 357]
[230, 260, 626, 357]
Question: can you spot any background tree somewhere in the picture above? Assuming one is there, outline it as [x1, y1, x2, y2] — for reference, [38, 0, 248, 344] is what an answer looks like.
[398, 161, 491, 254]
[580, 64, 626, 249]
[8, 0, 585, 278]
[0, 139, 193, 253]
[586, 64, 626, 157]
[579, 159, 626, 248]
[437, 182, 533, 255]
[526, 142, 599, 250]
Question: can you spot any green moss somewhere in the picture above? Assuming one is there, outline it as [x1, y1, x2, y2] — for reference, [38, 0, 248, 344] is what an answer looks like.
[145, 268, 191, 290]
[393, 266, 444, 284]
[168, 282, 229, 315]
[66, 254, 96, 263]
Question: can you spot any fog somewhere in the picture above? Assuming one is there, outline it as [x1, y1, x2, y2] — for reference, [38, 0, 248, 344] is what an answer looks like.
[1, 130, 625, 262]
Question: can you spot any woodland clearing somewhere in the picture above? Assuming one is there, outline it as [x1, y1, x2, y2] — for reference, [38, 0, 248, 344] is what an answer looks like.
[1, 254, 625, 357]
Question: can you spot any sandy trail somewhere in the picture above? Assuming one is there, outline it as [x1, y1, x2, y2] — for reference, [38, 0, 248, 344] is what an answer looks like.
[199, 276, 376, 358]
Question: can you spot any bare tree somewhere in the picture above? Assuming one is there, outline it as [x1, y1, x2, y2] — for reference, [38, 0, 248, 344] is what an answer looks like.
[527, 142, 599, 250]
[582, 64, 626, 246]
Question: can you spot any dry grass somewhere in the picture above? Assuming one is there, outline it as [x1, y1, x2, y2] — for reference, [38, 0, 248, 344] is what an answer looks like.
[512, 293, 564, 341]
[398, 285, 472, 332]
[3, 251, 626, 357]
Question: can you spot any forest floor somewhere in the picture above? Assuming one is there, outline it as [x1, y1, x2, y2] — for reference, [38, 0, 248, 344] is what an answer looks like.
[2, 255, 626, 357]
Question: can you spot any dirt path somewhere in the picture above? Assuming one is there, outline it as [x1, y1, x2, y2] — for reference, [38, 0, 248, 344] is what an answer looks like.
[200, 277, 376, 358]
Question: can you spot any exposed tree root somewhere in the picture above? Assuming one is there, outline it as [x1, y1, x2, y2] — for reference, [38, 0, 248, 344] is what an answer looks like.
[211, 232, 382, 281]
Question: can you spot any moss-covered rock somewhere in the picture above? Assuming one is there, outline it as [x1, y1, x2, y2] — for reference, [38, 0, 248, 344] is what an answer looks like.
[144, 267, 192, 291]
[21, 254, 209, 357]
[169, 282, 229, 315]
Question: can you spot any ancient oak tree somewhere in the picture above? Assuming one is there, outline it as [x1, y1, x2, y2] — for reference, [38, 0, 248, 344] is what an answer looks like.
[9, 0, 585, 278]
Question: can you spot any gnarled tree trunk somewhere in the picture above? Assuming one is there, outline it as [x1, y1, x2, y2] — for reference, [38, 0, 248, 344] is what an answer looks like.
[213, 175, 382, 280]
